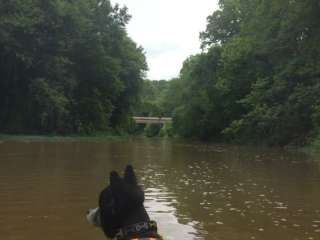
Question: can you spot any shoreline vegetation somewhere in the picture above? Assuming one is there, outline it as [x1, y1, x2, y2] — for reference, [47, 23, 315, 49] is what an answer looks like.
[0, 134, 319, 159]
[0, 0, 319, 150]
[0, 127, 319, 156]
[0, 132, 319, 153]
[133, 0, 320, 149]
[0, 1, 147, 136]
[308, 135, 320, 153]
[0, 121, 175, 142]
[0, 133, 129, 142]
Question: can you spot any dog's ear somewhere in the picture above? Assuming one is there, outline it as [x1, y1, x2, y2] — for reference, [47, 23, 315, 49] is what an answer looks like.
[124, 165, 137, 185]
[110, 171, 121, 186]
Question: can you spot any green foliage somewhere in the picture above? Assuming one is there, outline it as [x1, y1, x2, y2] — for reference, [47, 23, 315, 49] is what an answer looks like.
[159, 123, 173, 137]
[169, 0, 320, 146]
[311, 134, 320, 152]
[144, 124, 161, 138]
[29, 78, 70, 133]
[200, 0, 242, 47]
[0, 0, 146, 134]
[143, 123, 172, 138]
[133, 79, 176, 137]
[223, 0, 320, 145]
[134, 80, 172, 117]
[173, 49, 225, 139]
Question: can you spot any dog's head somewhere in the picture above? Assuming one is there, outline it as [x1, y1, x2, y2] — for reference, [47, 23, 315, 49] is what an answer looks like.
[99, 165, 145, 238]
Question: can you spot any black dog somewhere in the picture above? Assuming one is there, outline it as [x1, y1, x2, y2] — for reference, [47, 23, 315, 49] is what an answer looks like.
[98, 165, 162, 240]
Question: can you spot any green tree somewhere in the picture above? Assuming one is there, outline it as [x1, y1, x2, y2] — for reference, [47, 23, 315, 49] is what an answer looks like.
[169, 0, 320, 146]
[0, 0, 146, 135]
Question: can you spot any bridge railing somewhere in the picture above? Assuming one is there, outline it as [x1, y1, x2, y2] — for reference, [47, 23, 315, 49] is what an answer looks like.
[133, 117, 172, 124]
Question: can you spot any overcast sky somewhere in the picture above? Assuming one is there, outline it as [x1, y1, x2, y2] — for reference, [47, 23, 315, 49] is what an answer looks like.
[113, 0, 219, 80]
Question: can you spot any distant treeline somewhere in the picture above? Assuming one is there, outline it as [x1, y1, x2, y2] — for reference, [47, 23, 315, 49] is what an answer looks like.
[134, 80, 175, 118]
[1, 0, 320, 146]
[132, 80, 174, 137]
[140, 0, 320, 146]
[0, 0, 146, 134]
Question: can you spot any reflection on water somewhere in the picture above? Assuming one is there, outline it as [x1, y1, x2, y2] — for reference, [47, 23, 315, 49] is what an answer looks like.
[0, 138, 320, 240]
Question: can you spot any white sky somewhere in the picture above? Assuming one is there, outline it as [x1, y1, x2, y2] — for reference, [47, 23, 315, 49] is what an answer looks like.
[113, 0, 219, 80]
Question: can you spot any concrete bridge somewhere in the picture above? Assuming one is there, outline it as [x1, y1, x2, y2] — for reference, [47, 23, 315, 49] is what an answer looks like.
[133, 117, 172, 124]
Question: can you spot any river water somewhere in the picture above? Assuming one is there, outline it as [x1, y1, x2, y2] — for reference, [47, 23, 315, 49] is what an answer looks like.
[0, 138, 320, 240]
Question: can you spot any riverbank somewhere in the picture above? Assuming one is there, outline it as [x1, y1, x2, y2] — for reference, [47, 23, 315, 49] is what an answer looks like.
[0, 133, 129, 142]
[307, 134, 320, 153]
[1, 133, 319, 156]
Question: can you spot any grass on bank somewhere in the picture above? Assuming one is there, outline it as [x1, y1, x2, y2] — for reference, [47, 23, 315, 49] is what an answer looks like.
[0, 132, 129, 142]
[309, 134, 320, 152]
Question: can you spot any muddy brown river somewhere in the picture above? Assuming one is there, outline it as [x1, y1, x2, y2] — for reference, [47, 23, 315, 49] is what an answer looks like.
[0, 138, 320, 240]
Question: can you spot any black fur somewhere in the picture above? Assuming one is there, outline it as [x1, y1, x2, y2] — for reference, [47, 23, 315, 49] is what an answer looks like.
[99, 165, 161, 239]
